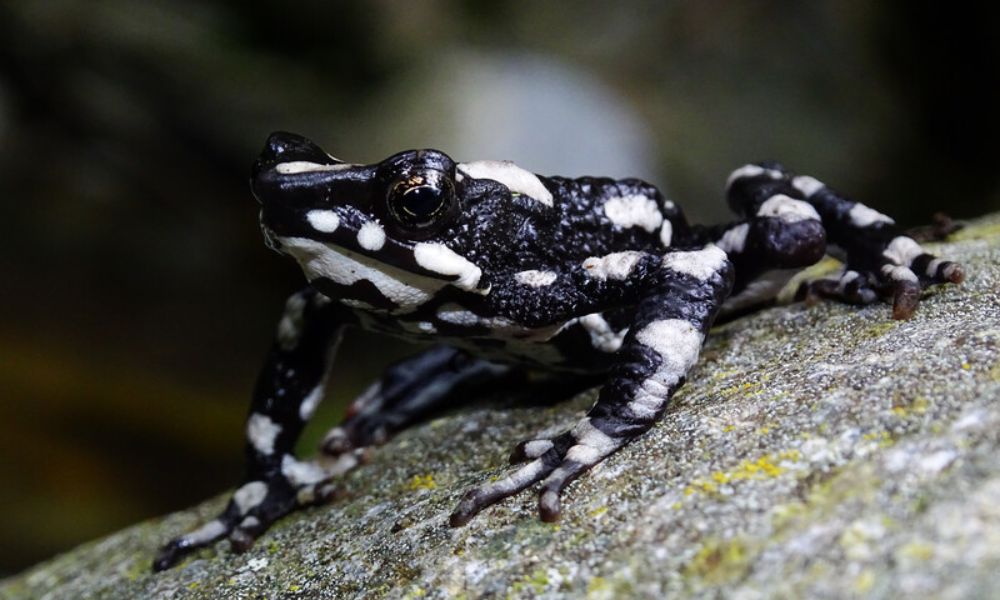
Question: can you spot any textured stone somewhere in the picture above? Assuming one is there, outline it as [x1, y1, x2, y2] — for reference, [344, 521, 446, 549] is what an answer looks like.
[3, 214, 1000, 599]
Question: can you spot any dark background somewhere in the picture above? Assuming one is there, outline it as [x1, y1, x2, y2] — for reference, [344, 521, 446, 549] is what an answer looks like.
[1, 1, 997, 575]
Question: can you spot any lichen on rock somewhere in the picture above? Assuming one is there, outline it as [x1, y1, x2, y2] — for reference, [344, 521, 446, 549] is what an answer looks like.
[4, 214, 1000, 599]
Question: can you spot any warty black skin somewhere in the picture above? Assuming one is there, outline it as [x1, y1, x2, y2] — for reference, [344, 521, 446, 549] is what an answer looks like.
[153, 132, 965, 571]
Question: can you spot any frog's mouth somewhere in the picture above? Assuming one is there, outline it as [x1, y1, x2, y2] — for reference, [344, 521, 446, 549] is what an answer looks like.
[251, 132, 489, 295]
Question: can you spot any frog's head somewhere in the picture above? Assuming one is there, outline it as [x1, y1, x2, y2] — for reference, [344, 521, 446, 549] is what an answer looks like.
[251, 132, 494, 306]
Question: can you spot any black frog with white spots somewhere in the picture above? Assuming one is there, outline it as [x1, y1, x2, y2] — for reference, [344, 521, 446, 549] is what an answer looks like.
[153, 132, 965, 570]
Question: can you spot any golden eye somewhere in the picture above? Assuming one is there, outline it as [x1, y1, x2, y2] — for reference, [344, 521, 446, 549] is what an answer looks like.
[386, 174, 455, 231]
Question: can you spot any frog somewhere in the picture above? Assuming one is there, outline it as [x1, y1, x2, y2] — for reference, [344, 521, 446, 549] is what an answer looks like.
[153, 132, 964, 570]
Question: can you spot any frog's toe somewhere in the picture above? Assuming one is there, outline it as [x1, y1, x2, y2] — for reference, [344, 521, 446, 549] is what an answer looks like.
[153, 515, 235, 571]
[450, 452, 559, 527]
[795, 270, 879, 307]
[451, 426, 624, 526]
[508, 432, 572, 464]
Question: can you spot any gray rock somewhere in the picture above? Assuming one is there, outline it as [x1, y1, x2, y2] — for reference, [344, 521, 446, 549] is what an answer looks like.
[4, 215, 1000, 600]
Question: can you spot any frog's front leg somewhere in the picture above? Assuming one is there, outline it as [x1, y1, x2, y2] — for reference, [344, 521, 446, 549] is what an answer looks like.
[154, 288, 344, 571]
[450, 245, 734, 525]
[727, 163, 965, 319]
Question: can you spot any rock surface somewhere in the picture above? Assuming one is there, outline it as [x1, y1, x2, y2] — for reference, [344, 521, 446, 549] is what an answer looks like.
[4, 215, 1000, 599]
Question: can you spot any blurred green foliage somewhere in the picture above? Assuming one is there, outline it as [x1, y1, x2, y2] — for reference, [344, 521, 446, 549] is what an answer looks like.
[0, 0, 997, 575]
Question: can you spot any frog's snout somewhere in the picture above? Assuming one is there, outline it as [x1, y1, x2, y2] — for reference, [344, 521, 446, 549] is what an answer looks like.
[252, 131, 331, 176]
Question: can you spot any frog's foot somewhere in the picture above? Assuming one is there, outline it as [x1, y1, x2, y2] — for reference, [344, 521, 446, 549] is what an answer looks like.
[450, 423, 626, 526]
[906, 212, 964, 243]
[319, 347, 518, 463]
[152, 456, 338, 571]
[796, 236, 964, 319]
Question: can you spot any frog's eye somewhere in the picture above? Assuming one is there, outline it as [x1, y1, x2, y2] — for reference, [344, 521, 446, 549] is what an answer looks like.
[386, 173, 456, 234]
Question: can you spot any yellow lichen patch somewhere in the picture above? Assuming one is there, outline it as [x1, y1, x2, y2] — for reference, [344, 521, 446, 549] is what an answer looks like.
[862, 430, 894, 448]
[722, 424, 736, 433]
[684, 451, 799, 497]
[732, 455, 786, 479]
[684, 537, 753, 585]
[407, 473, 437, 491]
[864, 321, 899, 338]
[898, 541, 935, 562]
[711, 471, 731, 484]
[854, 569, 876, 593]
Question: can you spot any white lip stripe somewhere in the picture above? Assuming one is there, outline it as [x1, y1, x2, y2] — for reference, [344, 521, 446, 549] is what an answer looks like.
[275, 161, 352, 174]
[282, 237, 448, 308]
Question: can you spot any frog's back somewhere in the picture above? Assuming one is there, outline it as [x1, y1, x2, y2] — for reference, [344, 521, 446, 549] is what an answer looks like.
[539, 174, 690, 259]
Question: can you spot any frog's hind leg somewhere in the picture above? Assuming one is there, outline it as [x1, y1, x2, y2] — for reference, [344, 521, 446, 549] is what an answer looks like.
[704, 170, 827, 319]
[450, 245, 734, 525]
[318, 346, 520, 464]
[726, 162, 964, 319]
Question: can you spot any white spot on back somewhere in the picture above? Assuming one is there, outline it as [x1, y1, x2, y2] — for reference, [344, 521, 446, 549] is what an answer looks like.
[883, 236, 924, 266]
[603, 195, 663, 232]
[757, 195, 821, 222]
[306, 210, 340, 233]
[357, 221, 386, 251]
[515, 269, 558, 287]
[247, 414, 282, 455]
[726, 164, 782, 191]
[274, 161, 352, 174]
[662, 244, 728, 281]
[716, 223, 750, 254]
[792, 175, 825, 198]
[582, 251, 644, 281]
[849, 203, 895, 228]
[413, 243, 484, 292]
[458, 161, 554, 207]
